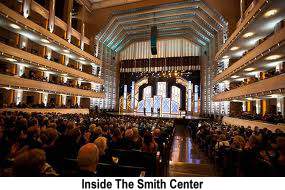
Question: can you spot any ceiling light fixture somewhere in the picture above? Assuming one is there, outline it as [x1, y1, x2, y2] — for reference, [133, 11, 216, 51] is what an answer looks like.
[231, 75, 239, 79]
[10, 23, 20, 29]
[63, 49, 70, 53]
[264, 9, 278, 18]
[5, 58, 17, 62]
[244, 67, 255, 72]
[222, 55, 229, 59]
[243, 32, 254, 38]
[265, 55, 282, 60]
[40, 39, 50, 43]
[79, 57, 85, 61]
[230, 46, 239, 51]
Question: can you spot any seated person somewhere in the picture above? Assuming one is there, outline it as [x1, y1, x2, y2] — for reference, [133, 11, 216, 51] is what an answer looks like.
[13, 149, 58, 176]
[76, 143, 99, 176]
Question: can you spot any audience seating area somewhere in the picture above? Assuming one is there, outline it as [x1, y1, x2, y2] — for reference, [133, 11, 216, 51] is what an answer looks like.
[188, 120, 285, 176]
[0, 111, 174, 177]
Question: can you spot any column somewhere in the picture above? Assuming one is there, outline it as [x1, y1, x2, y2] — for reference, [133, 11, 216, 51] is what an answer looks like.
[247, 100, 251, 112]
[14, 89, 23, 105]
[48, 0, 56, 32]
[255, 99, 261, 114]
[130, 81, 135, 110]
[22, 0, 31, 18]
[262, 99, 267, 115]
[64, 0, 73, 42]
[79, 7, 86, 50]
[277, 97, 284, 116]
[17, 64, 25, 76]
[194, 85, 198, 113]
[77, 96, 81, 107]
[123, 85, 127, 111]
[242, 101, 246, 112]
[44, 71, 50, 81]
[61, 94, 67, 106]
[187, 81, 192, 112]
[42, 93, 48, 106]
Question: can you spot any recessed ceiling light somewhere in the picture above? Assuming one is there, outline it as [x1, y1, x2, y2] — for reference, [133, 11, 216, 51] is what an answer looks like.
[230, 46, 239, 51]
[40, 39, 50, 43]
[246, 71, 260, 76]
[10, 23, 20, 29]
[222, 55, 229, 59]
[244, 67, 255, 72]
[231, 75, 239, 79]
[63, 49, 70, 53]
[79, 57, 85, 60]
[243, 32, 254, 38]
[264, 9, 278, 18]
[5, 58, 17, 62]
[39, 67, 47, 71]
[266, 61, 282, 68]
[78, 60, 86, 64]
[235, 78, 245, 81]
[265, 55, 282, 60]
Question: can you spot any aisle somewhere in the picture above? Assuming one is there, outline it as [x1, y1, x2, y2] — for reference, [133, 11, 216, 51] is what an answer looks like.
[168, 125, 217, 177]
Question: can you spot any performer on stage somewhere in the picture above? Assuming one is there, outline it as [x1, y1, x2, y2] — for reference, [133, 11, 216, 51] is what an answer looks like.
[143, 107, 146, 116]
[157, 108, 161, 117]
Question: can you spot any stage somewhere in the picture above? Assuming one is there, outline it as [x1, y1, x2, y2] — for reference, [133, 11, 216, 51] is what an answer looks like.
[110, 112, 205, 120]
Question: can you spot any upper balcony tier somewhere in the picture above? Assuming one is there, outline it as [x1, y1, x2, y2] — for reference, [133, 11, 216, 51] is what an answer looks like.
[0, 3, 101, 67]
[215, 0, 285, 61]
[0, 42, 104, 85]
[214, 25, 285, 83]
[213, 73, 285, 102]
[0, 74, 105, 99]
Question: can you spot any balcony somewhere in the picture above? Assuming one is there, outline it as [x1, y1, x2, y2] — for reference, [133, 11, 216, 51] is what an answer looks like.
[0, 3, 101, 67]
[214, 25, 285, 83]
[213, 73, 285, 101]
[0, 74, 105, 99]
[216, 0, 273, 60]
[0, 42, 103, 84]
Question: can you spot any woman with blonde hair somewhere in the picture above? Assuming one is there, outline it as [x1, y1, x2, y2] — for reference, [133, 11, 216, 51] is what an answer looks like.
[94, 137, 108, 156]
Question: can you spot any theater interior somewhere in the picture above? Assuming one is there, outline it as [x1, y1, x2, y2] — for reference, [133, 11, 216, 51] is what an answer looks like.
[0, 0, 284, 177]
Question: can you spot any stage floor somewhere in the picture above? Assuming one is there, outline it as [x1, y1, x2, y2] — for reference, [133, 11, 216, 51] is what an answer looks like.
[112, 112, 204, 120]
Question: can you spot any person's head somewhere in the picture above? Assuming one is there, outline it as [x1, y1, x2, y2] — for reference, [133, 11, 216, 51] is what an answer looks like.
[48, 122, 57, 129]
[17, 117, 28, 131]
[132, 127, 140, 141]
[89, 124, 96, 133]
[28, 117, 38, 127]
[43, 128, 58, 145]
[13, 149, 46, 176]
[248, 135, 259, 148]
[124, 129, 134, 140]
[153, 128, 161, 138]
[27, 126, 41, 140]
[66, 127, 81, 143]
[218, 134, 227, 141]
[94, 137, 108, 156]
[77, 143, 99, 172]
[143, 131, 153, 146]
[65, 121, 76, 133]
[232, 135, 246, 149]
[112, 128, 122, 140]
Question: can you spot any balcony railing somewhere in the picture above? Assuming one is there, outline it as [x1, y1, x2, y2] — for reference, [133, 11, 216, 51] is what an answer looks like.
[0, 74, 105, 99]
[0, 42, 103, 84]
[213, 73, 285, 101]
